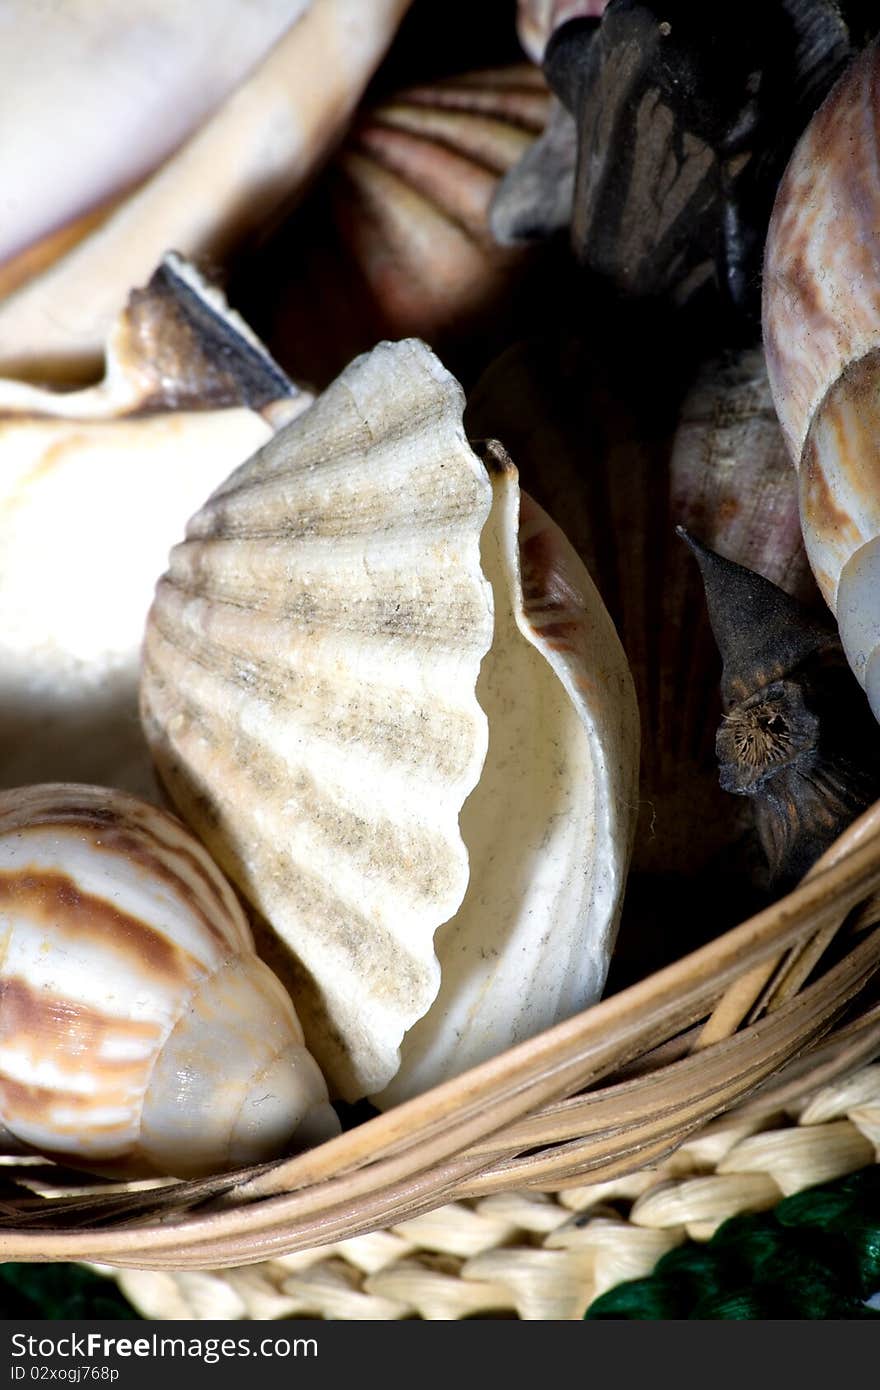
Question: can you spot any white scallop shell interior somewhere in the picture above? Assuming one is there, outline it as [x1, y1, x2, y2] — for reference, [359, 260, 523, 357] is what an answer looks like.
[142, 338, 639, 1102]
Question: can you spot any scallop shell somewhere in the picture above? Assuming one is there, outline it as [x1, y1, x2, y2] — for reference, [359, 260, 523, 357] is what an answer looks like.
[0, 254, 309, 799]
[0, 0, 413, 383]
[140, 338, 639, 1103]
[244, 65, 551, 388]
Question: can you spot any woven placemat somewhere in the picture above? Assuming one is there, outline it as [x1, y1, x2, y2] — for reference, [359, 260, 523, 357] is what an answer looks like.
[79, 1061, 880, 1320]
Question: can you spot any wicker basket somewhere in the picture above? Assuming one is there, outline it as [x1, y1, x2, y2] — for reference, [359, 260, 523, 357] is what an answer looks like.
[2, 800, 880, 1272]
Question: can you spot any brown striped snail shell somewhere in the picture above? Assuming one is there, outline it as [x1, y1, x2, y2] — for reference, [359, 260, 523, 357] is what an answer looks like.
[764, 35, 880, 723]
[0, 784, 338, 1179]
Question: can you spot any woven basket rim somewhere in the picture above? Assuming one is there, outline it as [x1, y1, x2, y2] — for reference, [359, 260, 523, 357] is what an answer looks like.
[3, 800, 880, 1267]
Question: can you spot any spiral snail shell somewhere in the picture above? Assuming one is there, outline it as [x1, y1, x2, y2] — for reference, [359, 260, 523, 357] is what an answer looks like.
[0, 784, 337, 1179]
[763, 36, 880, 721]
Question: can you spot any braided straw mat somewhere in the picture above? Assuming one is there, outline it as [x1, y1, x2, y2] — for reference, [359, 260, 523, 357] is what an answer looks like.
[87, 1058, 880, 1320]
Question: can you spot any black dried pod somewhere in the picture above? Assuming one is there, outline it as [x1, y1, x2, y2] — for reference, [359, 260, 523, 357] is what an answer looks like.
[680, 529, 880, 891]
[541, 0, 854, 319]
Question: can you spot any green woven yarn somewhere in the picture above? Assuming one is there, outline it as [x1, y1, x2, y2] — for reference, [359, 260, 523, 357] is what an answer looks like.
[585, 1165, 880, 1319]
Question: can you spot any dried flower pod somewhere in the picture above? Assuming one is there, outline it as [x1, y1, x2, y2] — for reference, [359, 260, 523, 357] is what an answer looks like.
[0, 784, 338, 1179]
[140, 338, 640, 1104]
[535, 0, 853, 316]
[681, 532, 880, 890]
[764, 36, 880, 721]
[0, 0, 413, 383]
[466, 338, 818, 901]
[0, 254, 308, 799]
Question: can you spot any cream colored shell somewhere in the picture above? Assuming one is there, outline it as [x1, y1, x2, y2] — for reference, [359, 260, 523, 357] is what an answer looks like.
[0, 0, 413, 382]
[0, 254, 309, 799]
[0, 784, 337, 1179]
[141, 337, 639, 1103]
[763, 37, 880, 719]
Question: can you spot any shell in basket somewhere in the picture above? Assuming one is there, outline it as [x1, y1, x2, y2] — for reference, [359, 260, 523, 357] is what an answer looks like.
[764, 36, 880, 723]
[0, 784, 337, 1180]
[140, 337, 640, 1105]
[0, 253, 308, 801]
[0, 0, 413, 383]
[241, 62, 551, 388]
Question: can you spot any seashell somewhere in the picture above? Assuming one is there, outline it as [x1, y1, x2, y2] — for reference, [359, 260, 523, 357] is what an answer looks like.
[0, 783, 338, 1179]
[0, 0, 413, 384]
[140, 337, 640, 1104]
[763, 36, 880, 722]
[536, 0, 853, 316]
[466, 337, 820, 914]
[0, 1, 312, 290]
[240, 65, 552, 389]
[516, 1, 609, 65]
[0, 253, 309, 800]
[681, 532, 880, 891]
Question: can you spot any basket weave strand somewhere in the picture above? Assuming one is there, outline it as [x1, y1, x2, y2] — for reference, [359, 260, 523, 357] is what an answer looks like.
[92, 1061, 880, 1320]
[2, 800, 880, 1270]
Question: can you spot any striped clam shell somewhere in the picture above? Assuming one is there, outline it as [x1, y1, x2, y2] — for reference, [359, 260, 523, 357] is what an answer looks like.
[0, 784, 336, 1179]
[763, 37, 880, 719]
[247, 65, 551, 387]
[141, 337, 639, 1103]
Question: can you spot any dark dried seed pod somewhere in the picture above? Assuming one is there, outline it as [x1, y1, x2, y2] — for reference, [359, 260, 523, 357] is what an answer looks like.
[681, 529, 880, 890]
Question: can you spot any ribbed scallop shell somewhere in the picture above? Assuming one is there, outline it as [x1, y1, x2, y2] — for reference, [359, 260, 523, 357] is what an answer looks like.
[0, 784, 335, 1178]
[0, 256, 307, 800]
[245, 65, 551, 387]
[141, 338, 639, 1103]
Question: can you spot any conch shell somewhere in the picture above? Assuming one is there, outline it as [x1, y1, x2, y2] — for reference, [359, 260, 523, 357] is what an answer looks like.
[140, 338, 639, 1104]
[0, 254, 308, 799]
[0, 0, 413, 383]
[763, 36, 880, 721]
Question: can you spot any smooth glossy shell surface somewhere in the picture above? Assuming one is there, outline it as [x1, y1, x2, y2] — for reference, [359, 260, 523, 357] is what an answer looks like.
[0, 785, 336, 1178]
[763, 38, 880, 719]
[0, 0, 413, 381]
[763, 39, 880, 466]
[0, 1, 311, 283]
